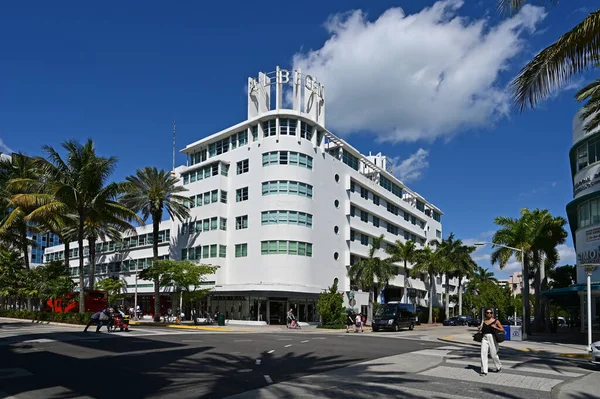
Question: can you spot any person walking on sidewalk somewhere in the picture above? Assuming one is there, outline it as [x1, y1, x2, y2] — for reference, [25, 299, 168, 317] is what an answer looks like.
[479, 308, 504, 376]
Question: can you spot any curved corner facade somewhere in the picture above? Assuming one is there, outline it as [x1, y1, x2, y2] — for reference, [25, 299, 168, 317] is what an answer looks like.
[566, 111, 600, 330]
[45, 66, 451, 325]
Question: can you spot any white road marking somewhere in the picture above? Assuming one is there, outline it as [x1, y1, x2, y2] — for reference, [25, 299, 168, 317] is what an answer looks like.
[237, 368, 253, 373]
[182, 340, 203, 343]
[312, 337, 326, 340]
[255, 359, 261, 365]
[301, 340, 309, 343]
[21, 338, 56, 344]
[284, 344, 292, 348]
[444, 359, 584, 377]
[264, 375, 273, 384]
[277, 338, 292, 341]
[234, 339, 252, 342]
[267, 350, 275, 354]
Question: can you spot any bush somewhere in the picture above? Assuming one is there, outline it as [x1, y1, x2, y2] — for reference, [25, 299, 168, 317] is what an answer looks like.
[0, 309, 93, 325]
[317, 280, 346, 326]
[317, 323, 346, 329]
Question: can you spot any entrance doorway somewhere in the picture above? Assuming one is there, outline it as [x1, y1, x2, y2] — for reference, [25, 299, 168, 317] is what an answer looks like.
[269, 300, 286, 324]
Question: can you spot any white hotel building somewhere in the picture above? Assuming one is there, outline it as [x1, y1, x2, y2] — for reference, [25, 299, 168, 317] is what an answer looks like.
[45, 67, 452, 325]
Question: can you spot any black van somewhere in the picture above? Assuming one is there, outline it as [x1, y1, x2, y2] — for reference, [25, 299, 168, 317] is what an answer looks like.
[372, 302, 417, 332]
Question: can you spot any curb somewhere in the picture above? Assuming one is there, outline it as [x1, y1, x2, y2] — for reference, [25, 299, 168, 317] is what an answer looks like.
[437, 337, 592, 359]
[129, 321, 237, 332]
[0, 316, 83, 329]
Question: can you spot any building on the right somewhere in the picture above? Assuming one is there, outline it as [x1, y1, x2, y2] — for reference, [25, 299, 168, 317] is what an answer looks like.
[554, 111, 600, 338]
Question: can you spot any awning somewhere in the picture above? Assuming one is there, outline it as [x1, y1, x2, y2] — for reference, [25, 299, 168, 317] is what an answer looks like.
[541, 283, 600, 309]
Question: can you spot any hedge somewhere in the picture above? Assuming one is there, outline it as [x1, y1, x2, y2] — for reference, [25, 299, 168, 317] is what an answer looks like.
[0, 309, 94, 325]
[317, 323, 346, 329]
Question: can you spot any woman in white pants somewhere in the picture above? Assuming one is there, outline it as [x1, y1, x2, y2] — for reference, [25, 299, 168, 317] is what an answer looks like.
[479, 308, 504, 376]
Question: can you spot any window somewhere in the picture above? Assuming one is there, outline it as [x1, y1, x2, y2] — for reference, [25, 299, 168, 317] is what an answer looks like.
[379, 175, 403, 199]
[236, 215, 248, 230]
[261, 181, 312, 198]
[261, 211, 312, 227]
[360, 210, 368, 223]
[235, 243, 248, 257]
[334, 200, 340, 208]
[387, 224, 399, 235]
[236, 187, 248, 202]
[350, 181, 356, 192]
[373, 216, 380, 228]
[220, 190, 227, 203]
[579, 198, 600, 228]
[433, 211, 441, 222]
[262, 120, 277, 137]
[334, 226, 339, 234]
[219, 245, 227, 258]
[360, 187, 369, 199]
[334, 174, 340, 183]
[342, 150, 359, 171]
[416, 200, 425, 212]
[251, 125, 258, 141]
[279, 118, 296, 135]
[220, 217, 227, 231]
[208, 137, 230, 157]
[204, 191, 211, 205]
[262, 151, 313, 169]
[221, 163, 229, 176]
[373, 195, 380, 206]
[210, 244, 217, 258]
[260, 240, 312, 257]
[300, 122, 313, 140]
[211, 190, 218, 203]
[360, 234, 369, 246]
[436, 229, 442, 239]
[350, 205, 355, 217]
[387, 203, 399, 216]
[237, 159, 249, 174]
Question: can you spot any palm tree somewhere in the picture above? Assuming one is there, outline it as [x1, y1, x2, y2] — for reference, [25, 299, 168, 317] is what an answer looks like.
[28, 139, 139, 313]
[438, 234, 462, 318]
[491, 211, 533, 334]
[385, 239, 417, 305]
[120, 167, 189, 322]
[411, 245, 451, 324]
[575, 76, 600, 132]
[348, 234, 395, 325]
[453, 245, 477, 316]
[502, 1, 600, 132]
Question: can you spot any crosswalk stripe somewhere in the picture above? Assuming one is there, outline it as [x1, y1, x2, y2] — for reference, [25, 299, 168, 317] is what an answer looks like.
[420, 365, 564, 391]
[444, 359, 584, 377]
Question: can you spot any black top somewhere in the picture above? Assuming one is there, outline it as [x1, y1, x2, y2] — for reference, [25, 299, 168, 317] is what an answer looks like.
[481, 320, 496, 334]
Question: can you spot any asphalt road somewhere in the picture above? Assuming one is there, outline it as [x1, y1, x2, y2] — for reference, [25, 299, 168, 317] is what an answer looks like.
[0, 321, 441, 398]
[1, 320, 595, 399]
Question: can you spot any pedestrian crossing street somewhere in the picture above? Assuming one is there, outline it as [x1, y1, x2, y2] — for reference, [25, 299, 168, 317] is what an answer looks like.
[411, 346, 587, 397]
[0, 322, 201, 346]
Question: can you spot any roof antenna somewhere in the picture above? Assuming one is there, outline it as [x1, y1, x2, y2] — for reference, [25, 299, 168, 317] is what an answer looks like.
[172, 120, 176, 172]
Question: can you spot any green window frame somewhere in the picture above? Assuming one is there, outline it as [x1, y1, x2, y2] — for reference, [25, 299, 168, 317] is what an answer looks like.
[219, 245, 227, 258]
[235, 243, 248, 257]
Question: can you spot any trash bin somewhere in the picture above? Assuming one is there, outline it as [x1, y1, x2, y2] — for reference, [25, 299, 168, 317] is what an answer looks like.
[510, 325, 522, 341]
[218, 313, 225, 326]
[503, 325, 511, 341]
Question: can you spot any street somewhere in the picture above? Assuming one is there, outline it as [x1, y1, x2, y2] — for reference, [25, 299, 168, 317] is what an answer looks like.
[0, 320, 596, 399]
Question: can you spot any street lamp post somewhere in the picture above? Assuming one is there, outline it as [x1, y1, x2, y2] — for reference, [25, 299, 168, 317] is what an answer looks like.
[475, 241, 527, 341]
[578, 264, 597, 352]
[134, 262, 139, 321]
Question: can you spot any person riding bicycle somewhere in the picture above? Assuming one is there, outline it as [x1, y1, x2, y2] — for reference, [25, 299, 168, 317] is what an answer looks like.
[286, 308, 296, 328]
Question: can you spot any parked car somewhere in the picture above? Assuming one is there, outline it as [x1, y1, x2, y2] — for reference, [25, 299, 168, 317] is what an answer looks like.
[468, 317, 481, 327]
[590, 341, 600, 367]
[372, 302, 416, 332]
[443, 317, 458, 326]
[455, 315, 472, 326]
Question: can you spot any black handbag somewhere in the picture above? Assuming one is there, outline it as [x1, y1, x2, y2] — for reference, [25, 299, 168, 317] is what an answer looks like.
[473, 331, 483, 342]
[495, 330, 505, 343]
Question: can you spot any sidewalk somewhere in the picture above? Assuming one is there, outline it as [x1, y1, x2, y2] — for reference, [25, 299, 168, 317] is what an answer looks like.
[438, 330, 591, 359]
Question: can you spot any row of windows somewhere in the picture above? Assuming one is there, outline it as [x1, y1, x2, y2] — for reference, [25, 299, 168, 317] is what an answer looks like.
[182, 244, 227, 260]
[182, 162, 221, 185]
[45, 230, 171, 262]
[260, 240, 313, 256]
[182, 217, 227, 234]
[578, 197, 600, 228]
[261, 210, 313, 227]
[68, 255, 169, 276]
[262, 181, 313, 198]
[350, 206, 425, 244]
[350, 182, 426, 229]
[189, 119, 322, 168]
[187, 190, 227, 208]
[262, 151, 313, 169]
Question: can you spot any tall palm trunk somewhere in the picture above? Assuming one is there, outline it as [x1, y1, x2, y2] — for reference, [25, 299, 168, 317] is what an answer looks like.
[78, 216, 85, 314]
[458, 275, 463, 315]
[152, 216, 160, 322]
[367, 287, 374, 326]
[428, 275, 434, 324]
[19, 224, 32, 310]
[88, 236, 96, 289]
[523, 259, 532, 336]
[64, 240, 70, 272]
[404, 260, 409, 305]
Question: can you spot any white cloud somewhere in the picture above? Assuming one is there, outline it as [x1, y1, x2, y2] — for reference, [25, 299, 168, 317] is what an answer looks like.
[557, 244, 576, 265]
[390, 148, 429, 182]
[0, 138, 13, 154]
[292, 0, 546, 143]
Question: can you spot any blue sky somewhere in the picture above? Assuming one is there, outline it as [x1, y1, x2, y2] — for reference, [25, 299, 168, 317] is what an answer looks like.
[1, 0, 596, 279]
